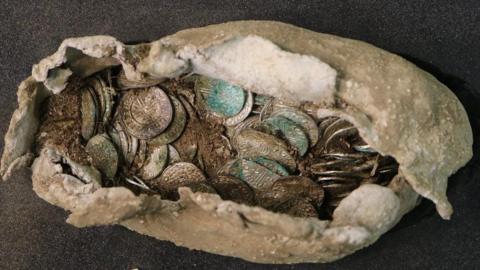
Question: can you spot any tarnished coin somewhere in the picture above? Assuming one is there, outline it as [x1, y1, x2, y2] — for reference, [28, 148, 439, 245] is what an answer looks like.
[183, 182, 217, 195]
[319, 180, 358, 200]
[154, 162, 207, 199]
[132, 139, 148, 170]
[240, 159, 281, 191]
[116, 124, 131, 166]
[227, 115, 260, 139]
[149, 95, 187, 146]
[353, 143, 377, 153]
[234, 128, 296, 171]
[321, 118, 353, 138]
[126, 134, 139, 167]
[107, 125, 121, 151]
[248, 157, 289, 177]
[318, 117, 338, 135]
[276, 197, 319, 218]
[167, 145, 182, 164]
[80, 87, 97, 140]
[260, 176, 324, 209]
[259, 116, 309, 156]
[85, 76, 115, 128]
[120, 87, 173, 140]
[138, 144, 168, 180]
[224, 91, 253, 126]
[209, 175, 256, 205]
[117, 69, 163, 90]
[271, 107, 319, 146]
[197, 77, 246, 117]
[172, 97, 199, 162]
[85, 134, 118, 179]
[254, 94, 271, 106]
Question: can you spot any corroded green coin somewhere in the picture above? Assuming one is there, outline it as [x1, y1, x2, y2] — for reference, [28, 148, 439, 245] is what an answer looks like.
[223, 158, 244, 179]
[259, 116, 309, 156]
[271, 107, 319, 146]
[85, 134, 118, 179]
[209, 175, 256, 205]
[248, 157, 289, 177]
[240, 159, 281, 191]
[120, 87, 173, 140]
[80, 87, 97, 141]
[198, 77, 246, 117]
[254, 94, 271, 106]
[138, 144, 168, 180]
[224, 91, 253, 126]
[149, 95, 186, 146]
[234, 128, 296, 171]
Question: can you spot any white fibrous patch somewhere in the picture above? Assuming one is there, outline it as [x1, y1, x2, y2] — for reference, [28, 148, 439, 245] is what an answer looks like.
[182, 35, 337, 104]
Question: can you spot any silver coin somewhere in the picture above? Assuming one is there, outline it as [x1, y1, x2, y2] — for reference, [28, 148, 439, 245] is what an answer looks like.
[120, 87, 173, 139]
[80, 87, 97, 141]
[149, 95, 187, 146]
[85, 134, 118, 179]
[209, 175, 256, 205]
[154, 162, 207, 199]
[234, 128, 296, 171]
[138, 144, 168, 180]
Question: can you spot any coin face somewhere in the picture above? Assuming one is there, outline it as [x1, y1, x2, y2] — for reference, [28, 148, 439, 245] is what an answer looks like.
[234, 128, 296, 171]
[209, 175, 256, 206]
[154, 162, 207, 200]
[260, 176, 324, 209]
[195, 77, 246, 118]
[85, 134, 118, 180]
[276, 197, 319, 218]
[224, 91, 253, 126]
[240, 159, 281, 191]
[248, 157, 289, 177]
[138, 144, 168, 180]
[259, 116, 309, 156]
[120, 87, 173, 140]
[149, 95, 187, 146]
[271, 106, 319, 146]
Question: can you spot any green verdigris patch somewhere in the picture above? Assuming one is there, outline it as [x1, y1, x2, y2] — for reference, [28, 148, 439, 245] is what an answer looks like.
[206, 79, 246, 117]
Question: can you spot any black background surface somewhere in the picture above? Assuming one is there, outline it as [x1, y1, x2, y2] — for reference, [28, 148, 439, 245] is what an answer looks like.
[0, 1, 479, 269]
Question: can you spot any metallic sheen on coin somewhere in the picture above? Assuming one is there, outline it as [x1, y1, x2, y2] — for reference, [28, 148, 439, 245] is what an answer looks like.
[149, 95, 187, 146]
[85, 134, 118, 179]
[120, 87, 173, 140]
[154, 162, 207, 199]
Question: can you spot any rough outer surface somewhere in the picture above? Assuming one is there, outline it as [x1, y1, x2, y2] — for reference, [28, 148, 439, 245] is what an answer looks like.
[0, 21, 472, 263]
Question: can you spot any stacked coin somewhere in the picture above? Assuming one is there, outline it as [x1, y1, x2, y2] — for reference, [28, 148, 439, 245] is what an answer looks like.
[80, 76, 116, 141]
[73, 71, 399, 219]
[308, 116, 398, 214]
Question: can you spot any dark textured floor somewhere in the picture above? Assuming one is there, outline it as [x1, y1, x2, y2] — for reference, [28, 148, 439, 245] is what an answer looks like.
[0, 1, 479, 269]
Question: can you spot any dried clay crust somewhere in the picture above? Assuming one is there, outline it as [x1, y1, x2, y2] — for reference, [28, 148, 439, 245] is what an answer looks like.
[0, 21, 473, 263]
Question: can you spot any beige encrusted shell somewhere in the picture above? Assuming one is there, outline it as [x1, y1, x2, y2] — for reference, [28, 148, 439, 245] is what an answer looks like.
[0, 21, 472, 263]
